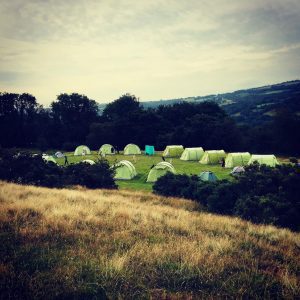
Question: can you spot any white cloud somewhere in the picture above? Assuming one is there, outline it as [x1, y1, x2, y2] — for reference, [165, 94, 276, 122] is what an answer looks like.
[0, 0, 300, 104]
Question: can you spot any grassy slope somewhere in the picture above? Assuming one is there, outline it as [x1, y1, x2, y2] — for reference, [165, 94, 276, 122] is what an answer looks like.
[55, 151, 235, 191]
[1, 181, 299, 299]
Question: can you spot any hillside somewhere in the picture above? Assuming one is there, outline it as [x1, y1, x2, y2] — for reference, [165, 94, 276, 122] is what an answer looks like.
[98, 80, 300, 125]
[1, 181, 299, 299]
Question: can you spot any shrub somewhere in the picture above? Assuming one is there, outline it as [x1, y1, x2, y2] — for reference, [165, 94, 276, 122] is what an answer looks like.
[153, 173, 199, 199]
[289, 157, 298, 164]
[0, 150, 63, 188]
[154, 164, 300, 231]
[0, 150, 117, 190]
[63, 160, 117, 189]
[206, 181, 239, 215]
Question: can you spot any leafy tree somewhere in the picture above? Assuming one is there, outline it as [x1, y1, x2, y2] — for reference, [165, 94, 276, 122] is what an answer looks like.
[51, 93, 99, 145]
[0, 93, 41, 147]
[102, 93, 141, 121]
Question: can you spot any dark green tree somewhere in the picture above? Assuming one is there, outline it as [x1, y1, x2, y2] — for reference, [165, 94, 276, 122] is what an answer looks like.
[102, 93, 141, 121]
[51, 93, 99, 147]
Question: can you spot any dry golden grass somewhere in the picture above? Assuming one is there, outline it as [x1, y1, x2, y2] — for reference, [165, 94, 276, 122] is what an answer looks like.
[0, 181, 299, 299]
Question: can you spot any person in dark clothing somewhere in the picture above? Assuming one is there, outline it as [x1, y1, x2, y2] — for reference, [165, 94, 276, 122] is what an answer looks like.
[162, 156, 165, 161]
[64, 155, 69, 166]
[114, 146, 119, 154]
[221, 158, 225, 168]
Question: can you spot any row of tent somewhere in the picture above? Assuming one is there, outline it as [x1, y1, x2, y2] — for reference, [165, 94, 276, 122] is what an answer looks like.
[74, 144, 279, 168]
[163, 146, 279, 167]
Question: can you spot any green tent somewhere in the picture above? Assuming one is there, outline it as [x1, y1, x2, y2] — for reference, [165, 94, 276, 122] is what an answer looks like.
[43, 155, 57, 164]
[74, 145, 91, 156]
[198, 171, 218, 182]
[99, 144, 115, 155]
[248, 155, 279, 167]
[145, 145, 155, 155]
[162, 145, 184, 157]
[82, 159, 95, 165]
[199, 150, 226, 165]
[146, 162, 176, 183]
[180, 147, 204, 161]
[124, 144, 141, 155]
[114, 160, 137, 180]
[225, 152, 251, 168]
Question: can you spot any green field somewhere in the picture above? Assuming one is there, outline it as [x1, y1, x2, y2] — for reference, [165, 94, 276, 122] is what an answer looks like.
[55, 151, 233, 191]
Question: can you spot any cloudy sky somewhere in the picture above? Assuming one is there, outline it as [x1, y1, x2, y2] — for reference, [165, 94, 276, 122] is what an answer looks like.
[1, 0, 300, 105]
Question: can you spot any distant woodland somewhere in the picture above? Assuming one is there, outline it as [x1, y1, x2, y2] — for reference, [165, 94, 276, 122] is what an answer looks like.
[0, 91, 299, 156]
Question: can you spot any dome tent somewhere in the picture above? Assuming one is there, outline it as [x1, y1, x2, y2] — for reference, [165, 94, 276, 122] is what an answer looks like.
[145, 145, 155, 156]
[124, 144, 141, 155]
[114, 160, 137, 180]
[180, 147, 204, 161]
[198, 171, 218, 182]
[43, 155, 57, 164]
[99, 144, 115, 155]
[55, 151, 64, 158]
[199, 150, 226, 165]
[230, 166, 245, 176]
[162, 145, 184, 157]
[74, 145, 91, 156]
[248, 155, 279, 167]
[146, 162, 176, 183]
[82, 159, 95, 165]
[225, 152, 251, 168]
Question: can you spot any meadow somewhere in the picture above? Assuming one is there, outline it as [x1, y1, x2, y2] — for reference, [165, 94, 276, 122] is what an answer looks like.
[1, 181, 299, 298]
[55, 151, 235, 191]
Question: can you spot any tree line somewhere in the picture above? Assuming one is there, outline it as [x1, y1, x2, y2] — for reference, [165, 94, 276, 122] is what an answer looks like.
[0, 92, 299, 155]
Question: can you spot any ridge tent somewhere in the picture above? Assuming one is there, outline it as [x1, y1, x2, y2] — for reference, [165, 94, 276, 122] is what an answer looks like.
[43, 155, 57, 164]
[82, 159, 95, 165]
[230, 166, 245, 176]
[74, 145, 91, 156]
[162, 145, 184, 157]
[124, 144, 141, 155]
[99, 144, 115, 155]
[114, 160, 137, 180]
[198, 171, 218, 182]
[145, 145, 155, 156]
[55, 151, 64, 158]
[199, 150, 226, 165]
[248, 155, 279, 167]
[146, 162, 176, 183]
[225, 152, 251, 168]
[180, 147, 204, 161]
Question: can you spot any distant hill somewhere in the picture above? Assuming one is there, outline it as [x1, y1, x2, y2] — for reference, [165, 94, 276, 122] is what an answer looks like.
[98, 80, 300, 125]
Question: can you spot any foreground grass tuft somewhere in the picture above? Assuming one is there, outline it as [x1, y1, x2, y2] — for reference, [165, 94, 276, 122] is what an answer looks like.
[0, 181, 299, 298]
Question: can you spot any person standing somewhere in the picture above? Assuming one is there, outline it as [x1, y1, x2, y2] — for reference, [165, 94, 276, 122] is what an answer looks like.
[64, 155, 69, 165]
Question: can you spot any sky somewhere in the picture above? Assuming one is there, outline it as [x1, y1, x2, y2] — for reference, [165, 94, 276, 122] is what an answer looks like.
[1, 0, 300, 105]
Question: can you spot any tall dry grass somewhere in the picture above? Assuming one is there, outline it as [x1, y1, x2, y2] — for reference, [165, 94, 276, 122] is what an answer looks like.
[0, 181, 299, 299]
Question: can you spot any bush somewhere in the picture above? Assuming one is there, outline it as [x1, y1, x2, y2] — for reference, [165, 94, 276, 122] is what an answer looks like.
[289, 157, 298, 164]
[63, 160, 117, 189]
[153, 173, 199, 199]
[0, 150, 117, 190]
[0, 150, 63, 188]
[154, 164, 300, 231]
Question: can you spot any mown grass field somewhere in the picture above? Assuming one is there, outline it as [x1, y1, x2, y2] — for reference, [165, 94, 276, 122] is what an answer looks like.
[0, 181, 299, 298]
[55, 151, 234, 191]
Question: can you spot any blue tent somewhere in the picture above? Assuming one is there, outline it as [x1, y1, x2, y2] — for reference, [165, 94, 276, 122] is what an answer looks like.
[145, 145, 155, 155]
[198, 171, 218, 182]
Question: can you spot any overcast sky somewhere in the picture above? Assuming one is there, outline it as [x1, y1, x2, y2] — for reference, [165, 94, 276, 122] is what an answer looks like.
[1, 0, 300, 105]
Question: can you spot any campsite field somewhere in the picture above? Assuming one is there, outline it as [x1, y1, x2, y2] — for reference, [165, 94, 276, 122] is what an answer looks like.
[55, 151, 233, 191]
[1, 181, 299, 299]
